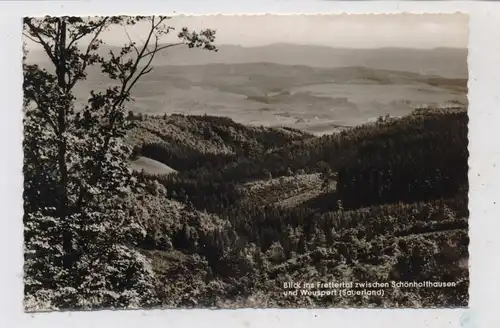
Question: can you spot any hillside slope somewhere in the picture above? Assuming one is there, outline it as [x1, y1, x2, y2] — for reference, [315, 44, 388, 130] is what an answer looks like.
[127, 113, 313, 173]
[129, 156, 177, 175]
[127, 106, 468, 308]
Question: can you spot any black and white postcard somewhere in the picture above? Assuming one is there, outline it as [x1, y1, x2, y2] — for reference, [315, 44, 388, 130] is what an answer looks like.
[22, 13, 469, 311]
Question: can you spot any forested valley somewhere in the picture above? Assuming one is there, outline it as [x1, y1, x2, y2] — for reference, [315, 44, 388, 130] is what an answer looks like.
[22, 15, 468, 311]
[125, 106, 469, 308]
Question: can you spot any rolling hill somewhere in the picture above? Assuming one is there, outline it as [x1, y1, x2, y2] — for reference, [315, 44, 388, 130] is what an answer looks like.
[129, 156, 177, 176]
[126, 107, 468, 308]
[26, 43, 468, 78]
[77, 62, 466, 135]
[25, 43, 467, 134]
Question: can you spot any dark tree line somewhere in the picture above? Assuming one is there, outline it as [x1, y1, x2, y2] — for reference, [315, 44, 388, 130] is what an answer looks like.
[136, 107, 469, 272]
[140, 142, 238, 172]
[336, 109, 468, 208]
[129, 107, 469, 307]
[134, 107, 468, 220]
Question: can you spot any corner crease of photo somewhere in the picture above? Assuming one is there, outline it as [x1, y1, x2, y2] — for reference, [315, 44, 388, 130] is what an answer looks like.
[21, 12, 469, 311]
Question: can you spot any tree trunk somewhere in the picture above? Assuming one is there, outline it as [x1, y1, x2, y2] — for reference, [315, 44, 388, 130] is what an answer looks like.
[55, 19, 73, 270]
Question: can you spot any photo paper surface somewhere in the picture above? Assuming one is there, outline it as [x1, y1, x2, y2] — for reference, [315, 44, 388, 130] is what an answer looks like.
[22, 13, 469, 311]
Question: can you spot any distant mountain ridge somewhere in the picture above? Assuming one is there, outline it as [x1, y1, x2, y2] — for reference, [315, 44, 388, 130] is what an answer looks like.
[25, 42, 468, 135]
[26, 42, 468, 79]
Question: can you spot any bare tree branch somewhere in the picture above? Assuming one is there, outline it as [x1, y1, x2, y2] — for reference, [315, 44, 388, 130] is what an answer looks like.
[66, 19, 109, 50]
[24, 19, 58, 67]
[22, 32, 42, 45]
[125, 32, 159, 95]
[142, 42, 183, 57]
[123, 25, 140, 56]
[67, 18, 109, 90]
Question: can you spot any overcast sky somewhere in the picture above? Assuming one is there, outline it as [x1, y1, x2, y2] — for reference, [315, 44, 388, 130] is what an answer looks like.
[101, 13, 468, 49]
[24, 13, 467, 50]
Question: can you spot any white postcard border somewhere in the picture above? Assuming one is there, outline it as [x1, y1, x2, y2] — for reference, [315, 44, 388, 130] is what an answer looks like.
[1, 1, 497, 327]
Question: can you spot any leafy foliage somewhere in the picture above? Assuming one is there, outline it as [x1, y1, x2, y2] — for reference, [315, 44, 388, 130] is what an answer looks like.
[23, 15, 468, 310]
[23, 15, 217, 311]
